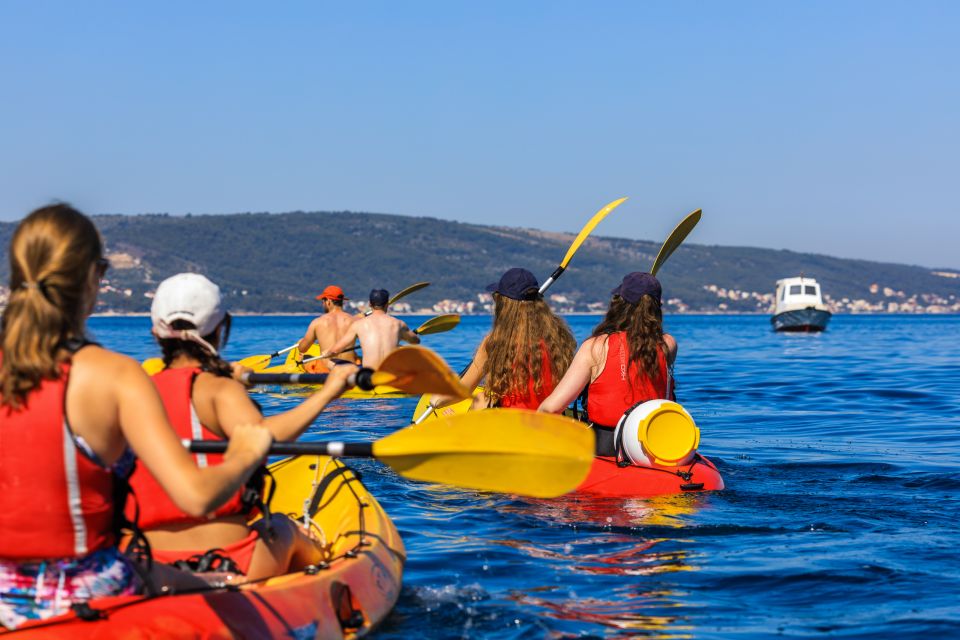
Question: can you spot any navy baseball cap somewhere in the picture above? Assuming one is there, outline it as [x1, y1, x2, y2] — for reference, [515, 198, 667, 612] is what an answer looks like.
[486, 267, 540, 301]
[611, 272, 662, 304]
[369, 289, 389, 306]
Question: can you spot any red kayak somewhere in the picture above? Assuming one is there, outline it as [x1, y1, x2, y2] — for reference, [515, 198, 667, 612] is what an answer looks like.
[575, 454, 724, 497]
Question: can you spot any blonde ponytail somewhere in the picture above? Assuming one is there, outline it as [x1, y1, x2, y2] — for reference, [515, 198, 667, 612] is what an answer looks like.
[1, 205, 103, 408]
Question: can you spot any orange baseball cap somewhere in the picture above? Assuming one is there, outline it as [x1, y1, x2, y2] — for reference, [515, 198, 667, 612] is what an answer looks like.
[316, 285, 348, 301]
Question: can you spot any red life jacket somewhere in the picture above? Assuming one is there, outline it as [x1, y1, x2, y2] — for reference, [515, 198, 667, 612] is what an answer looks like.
[0, 361, 116, 560]
[127, 367, 247, 529]
[586, 332, 673, 427]
[498, 341, 555, 410]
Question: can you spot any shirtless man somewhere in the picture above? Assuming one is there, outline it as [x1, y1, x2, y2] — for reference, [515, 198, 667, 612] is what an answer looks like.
[297, 285, 357, 371]
[321, 289, 420, 369]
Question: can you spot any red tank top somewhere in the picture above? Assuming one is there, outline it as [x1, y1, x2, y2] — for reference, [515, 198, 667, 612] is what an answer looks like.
[498, 341, 555, 410]
[127, 367, 247, 529]
[0, 361, 116, 560]
[587, 332, 673, 427]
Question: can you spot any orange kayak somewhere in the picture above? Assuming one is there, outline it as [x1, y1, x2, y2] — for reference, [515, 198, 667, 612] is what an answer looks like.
[7, 456, 405, 639]
[576, 454, 725, 497]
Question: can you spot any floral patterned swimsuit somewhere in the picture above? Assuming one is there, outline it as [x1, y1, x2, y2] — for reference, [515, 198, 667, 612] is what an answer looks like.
[0, 434, 140, 629]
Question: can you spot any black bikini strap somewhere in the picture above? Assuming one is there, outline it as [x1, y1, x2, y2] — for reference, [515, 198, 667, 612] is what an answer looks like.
[61, 335, 100, 354]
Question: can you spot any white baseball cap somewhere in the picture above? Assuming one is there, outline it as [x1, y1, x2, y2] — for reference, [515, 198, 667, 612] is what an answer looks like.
[151, 273, 226, 354]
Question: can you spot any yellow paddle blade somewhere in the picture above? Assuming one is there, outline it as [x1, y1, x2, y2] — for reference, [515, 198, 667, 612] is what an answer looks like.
[374, 410, 595, 498]
[651, 208, 702, 276]
[237, 354, 273, 371]
[389, 281, 430, 306]
[142, 358, 164, 375]
[559, 197, 628, 269]
[414, 314, 460, 336]
[369, 371, 398, 387]
[377, 346, 471, 398]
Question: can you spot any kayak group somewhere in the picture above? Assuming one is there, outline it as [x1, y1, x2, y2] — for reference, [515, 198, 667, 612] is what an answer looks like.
[0, 203, 722, 635]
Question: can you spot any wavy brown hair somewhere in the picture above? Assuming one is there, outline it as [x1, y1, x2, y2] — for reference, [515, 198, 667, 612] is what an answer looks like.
[591, 295, 665, 383]
[482, 294, 576, 405]
[1, 205, 103, 408]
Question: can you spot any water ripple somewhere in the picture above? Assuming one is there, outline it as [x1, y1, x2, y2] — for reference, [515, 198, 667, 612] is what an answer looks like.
[89, 313, 960, 638]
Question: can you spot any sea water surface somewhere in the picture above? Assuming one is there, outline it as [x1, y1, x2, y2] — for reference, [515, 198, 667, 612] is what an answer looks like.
[91, 314, 960, 639]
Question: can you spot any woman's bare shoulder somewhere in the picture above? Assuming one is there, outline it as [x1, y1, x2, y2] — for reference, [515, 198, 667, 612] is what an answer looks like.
[68, 346, 147, 398]
[71, 344, 140, 372]
[193, 370, 244, 397]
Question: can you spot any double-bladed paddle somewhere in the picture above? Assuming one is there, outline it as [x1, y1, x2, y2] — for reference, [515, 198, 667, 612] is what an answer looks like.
[251, 345, 471, 398]
[188, 409, 595, 498]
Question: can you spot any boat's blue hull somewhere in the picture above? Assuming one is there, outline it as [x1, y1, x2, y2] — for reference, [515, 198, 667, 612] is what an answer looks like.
[771, 308, 832, 332]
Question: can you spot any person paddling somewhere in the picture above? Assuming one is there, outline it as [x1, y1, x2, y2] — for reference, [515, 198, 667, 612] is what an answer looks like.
[129, 273, 359, 582]
[538, 272, 676, 456]
[0, 205, 272, 630]
[319, 289, 420, 369]
[295, 285, 357, 372]
[433, 268, 576, 412]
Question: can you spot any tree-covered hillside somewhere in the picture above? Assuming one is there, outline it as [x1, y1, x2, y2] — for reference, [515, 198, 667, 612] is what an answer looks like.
[0, 210, 957, 313]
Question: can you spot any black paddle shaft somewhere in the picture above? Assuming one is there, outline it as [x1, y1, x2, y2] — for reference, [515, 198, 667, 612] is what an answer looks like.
[188, 440, 375, 457]
[243, 367, 376, 390]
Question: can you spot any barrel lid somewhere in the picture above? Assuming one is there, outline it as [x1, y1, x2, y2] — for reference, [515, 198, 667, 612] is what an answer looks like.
[639, 402, 700, 465]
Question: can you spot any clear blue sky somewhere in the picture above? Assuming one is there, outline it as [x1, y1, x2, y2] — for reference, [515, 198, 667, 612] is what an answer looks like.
[1, 1, 957, 268]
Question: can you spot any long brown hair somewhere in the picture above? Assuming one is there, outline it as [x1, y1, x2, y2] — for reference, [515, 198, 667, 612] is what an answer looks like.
[591, 295, 665, 381]
[1, 205, 104, 408]
[482, 293, 576, 404]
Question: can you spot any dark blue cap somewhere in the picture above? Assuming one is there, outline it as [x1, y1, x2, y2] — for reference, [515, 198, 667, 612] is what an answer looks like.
[369, 289, 389, 306]
[486, 268, 540, 301]
[611, 272, 662, 304]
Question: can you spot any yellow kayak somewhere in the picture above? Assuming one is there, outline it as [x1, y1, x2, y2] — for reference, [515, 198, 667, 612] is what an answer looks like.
[257, 346, 409, 399]
[412, 390, 474, 421]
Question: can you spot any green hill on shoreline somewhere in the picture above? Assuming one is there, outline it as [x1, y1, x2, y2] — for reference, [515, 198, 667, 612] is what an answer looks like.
[1, 210, 957, 314]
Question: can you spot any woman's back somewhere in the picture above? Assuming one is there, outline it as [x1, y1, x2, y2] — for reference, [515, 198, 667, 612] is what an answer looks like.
[586, 331, 673, 427]
[0, 356, 116, 560]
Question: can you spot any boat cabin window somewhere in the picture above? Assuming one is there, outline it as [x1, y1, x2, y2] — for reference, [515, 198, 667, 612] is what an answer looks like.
[805, 285, 817, 295]
[789, 285, 802, 295]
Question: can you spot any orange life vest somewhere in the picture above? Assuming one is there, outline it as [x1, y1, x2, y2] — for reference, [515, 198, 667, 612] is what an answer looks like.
[0, 361, 116, 560]
[586, 332, 673, 427]
[127, 367, 248, 529]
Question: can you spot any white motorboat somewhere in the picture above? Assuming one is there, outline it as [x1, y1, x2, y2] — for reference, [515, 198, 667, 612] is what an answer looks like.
[771, 276, 832, 332]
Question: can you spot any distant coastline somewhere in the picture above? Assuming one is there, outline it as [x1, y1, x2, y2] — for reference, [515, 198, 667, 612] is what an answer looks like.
[6, 210, 956, 316]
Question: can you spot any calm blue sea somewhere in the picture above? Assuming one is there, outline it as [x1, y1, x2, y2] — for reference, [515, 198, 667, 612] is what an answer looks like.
[89, 314, 960, 639]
